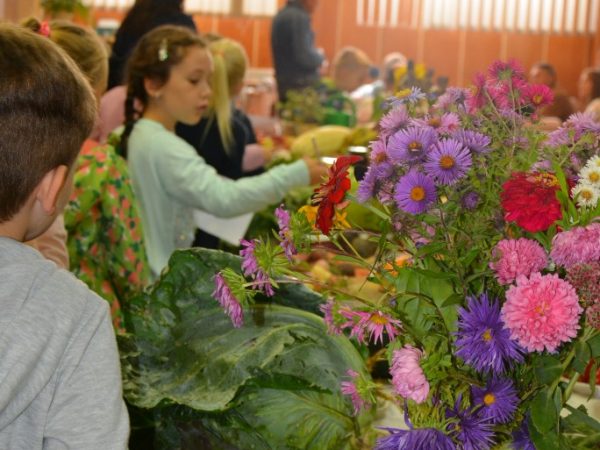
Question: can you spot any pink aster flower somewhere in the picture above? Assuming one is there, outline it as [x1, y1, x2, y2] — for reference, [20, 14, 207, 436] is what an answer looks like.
[212, 272, 244, 328]
[390, 346, 429, 404]
[490, 238, 547, 285]
[501, 273, 582, 353]
[320, 299, 343, 335]
[340, 369, 373, 415]
[380, 104, 410, 139]
[550, 223, 600, 268]
[339, 309, 402, 345]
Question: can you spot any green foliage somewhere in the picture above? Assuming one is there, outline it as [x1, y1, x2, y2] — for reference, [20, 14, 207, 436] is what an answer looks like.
[122, 249, 374, 449]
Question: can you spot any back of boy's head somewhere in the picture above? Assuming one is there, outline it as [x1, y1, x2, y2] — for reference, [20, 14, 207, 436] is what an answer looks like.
[209, 38, 248, 153]
[22, 18, 108, 94]
[120, 25, 206, 158]
[332, 46, 373, 91]
[0, 23, 96, 223]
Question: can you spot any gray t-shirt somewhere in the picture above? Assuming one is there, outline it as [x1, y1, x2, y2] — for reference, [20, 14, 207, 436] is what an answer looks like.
[0, 238, 129, 449]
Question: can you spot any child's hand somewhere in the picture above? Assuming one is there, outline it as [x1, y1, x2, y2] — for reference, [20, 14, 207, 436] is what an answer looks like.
[303, 157, 328, 185]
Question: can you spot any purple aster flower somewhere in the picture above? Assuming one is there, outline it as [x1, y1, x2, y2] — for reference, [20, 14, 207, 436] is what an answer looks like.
[388, 126, 437, 164]
[388, 87, 427, 107]
[447, 396, 495, 450]
[212, 272, 244, 327]
[471, 378, 519, 424]
[275, 205, 296, 261]
[435, 87, 469, 111]
[453, 129, 491, 153]
[357, 166, 379, 203]
[380, 104, 411, 138]
[369, 139, 395, 176]
[461, 191, 480, 210]
[424, 139, 472, 185]
[377, 179, 397, 205]
[454, 293, 524, 374]
[375, 427, 456, 450]
[394, 170, 437, 214]
[512, 420, 535, 450]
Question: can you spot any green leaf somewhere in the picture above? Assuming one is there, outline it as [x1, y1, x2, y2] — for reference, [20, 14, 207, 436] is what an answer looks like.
[587, 334, 600, 358]
[533, 355, 563, 385]
[564, 404, 600, 433]
[529, 422, 561, 450]
[589, 360, 598, 399]
[573, 340, 592, 373]
[530, 388, 558, 432]
[122, 248, 374, 449]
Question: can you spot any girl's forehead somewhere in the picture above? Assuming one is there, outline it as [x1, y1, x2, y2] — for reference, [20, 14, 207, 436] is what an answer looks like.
[176, 46, 213, 71]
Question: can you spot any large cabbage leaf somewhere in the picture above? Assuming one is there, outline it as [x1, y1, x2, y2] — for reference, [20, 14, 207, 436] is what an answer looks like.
[122, 248, 375, 449]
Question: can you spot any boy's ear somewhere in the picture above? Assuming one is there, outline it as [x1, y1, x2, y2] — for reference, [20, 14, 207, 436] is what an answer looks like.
[144, 77, 163, 99]
[35, 165, 69, 215]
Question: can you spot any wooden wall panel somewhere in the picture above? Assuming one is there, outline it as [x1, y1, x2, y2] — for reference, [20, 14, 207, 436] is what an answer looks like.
[89, 0, 598, 97]
[421, 29, 461, 87]
[462, 31, 503, 86]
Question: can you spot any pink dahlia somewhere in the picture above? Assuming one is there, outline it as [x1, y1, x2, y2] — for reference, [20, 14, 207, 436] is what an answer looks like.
[390, 345, 429, 404]
[490, 238, 547, 285]
[501, 273, 582, 353]
[550, 223, 600, 268]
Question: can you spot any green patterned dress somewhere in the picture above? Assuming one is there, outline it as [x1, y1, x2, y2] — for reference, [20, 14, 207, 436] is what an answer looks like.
[64, 140, 150, 331]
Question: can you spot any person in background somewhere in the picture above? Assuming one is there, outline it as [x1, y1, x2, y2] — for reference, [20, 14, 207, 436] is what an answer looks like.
[119, 26, 327, 277]
[381, 52, 407, 93]
[528, 62, 575, 122]
[108, 0, 196, 89]
[578, 67, 600, 119]
[177, 38, 272, 249]
[271, 0, 324, 102]
[0, 23, 128, 448]
[331, 46, 376, 94]
[23, 19, 150, 331]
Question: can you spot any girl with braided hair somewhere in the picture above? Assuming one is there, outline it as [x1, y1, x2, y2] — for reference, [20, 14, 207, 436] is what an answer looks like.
[119, 25, 327, 277]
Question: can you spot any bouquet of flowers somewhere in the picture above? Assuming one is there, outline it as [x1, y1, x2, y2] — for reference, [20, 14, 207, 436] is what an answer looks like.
[213, 60, 600, 449]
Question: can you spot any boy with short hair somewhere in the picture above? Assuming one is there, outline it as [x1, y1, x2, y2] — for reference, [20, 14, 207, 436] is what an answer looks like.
[0, 23, 129, 449]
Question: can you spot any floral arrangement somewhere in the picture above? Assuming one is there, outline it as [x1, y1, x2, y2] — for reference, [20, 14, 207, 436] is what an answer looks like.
[213, 60, 600, 449]
[390, 59, 449, 106]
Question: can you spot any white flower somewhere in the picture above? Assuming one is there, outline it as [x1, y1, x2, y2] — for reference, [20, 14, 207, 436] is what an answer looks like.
[579, 165, 600, 187]
[585, 155, 600, 170]
[571, 182, 600, 208]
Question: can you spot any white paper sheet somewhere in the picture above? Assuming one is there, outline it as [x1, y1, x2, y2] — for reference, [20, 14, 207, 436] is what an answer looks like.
[193, 209, 254, 246]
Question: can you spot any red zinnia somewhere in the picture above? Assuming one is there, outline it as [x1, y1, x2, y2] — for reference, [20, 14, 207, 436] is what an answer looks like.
[313, 155, 362, 234]
[500, 171, 565, 233]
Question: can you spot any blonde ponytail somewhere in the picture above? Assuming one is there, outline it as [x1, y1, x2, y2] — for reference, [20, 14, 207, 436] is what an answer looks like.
[209, 50, 234, 153]
[207, 38, 248, 154]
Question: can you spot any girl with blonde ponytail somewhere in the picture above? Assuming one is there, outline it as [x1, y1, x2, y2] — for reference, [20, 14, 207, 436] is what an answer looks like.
[177, 38, 273, 248]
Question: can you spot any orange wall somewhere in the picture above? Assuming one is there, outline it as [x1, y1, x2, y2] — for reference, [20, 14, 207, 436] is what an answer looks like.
[93, 0, 597, 96]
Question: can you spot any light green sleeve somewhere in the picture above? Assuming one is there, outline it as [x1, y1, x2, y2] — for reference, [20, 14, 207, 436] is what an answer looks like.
[156, 133, 310, 217]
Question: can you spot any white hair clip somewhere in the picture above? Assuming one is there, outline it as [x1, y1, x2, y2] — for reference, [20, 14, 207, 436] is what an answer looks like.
[158, 39, 169, 62]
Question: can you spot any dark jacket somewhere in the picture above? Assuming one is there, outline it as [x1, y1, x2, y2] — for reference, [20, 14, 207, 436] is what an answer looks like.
[108, 12, 196, 89]
[271, 0, 323, 100]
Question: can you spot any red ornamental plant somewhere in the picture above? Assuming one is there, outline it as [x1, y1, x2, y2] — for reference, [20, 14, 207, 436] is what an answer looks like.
[312, 155, 363, 235]
[500, 171, 568, 233]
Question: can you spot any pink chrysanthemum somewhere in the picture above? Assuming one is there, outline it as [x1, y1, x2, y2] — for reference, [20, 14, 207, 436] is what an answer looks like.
[501, 273, 582, 353]
[341, 369, 372, 415]
[390, 346, 429, 404]
[550, 223, 600, 268]
[490, 238, 547, 285]
[339, 309, 402, 345]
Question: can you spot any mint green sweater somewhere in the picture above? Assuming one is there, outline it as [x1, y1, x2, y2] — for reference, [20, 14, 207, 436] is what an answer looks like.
[128, 119, 309, 276]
